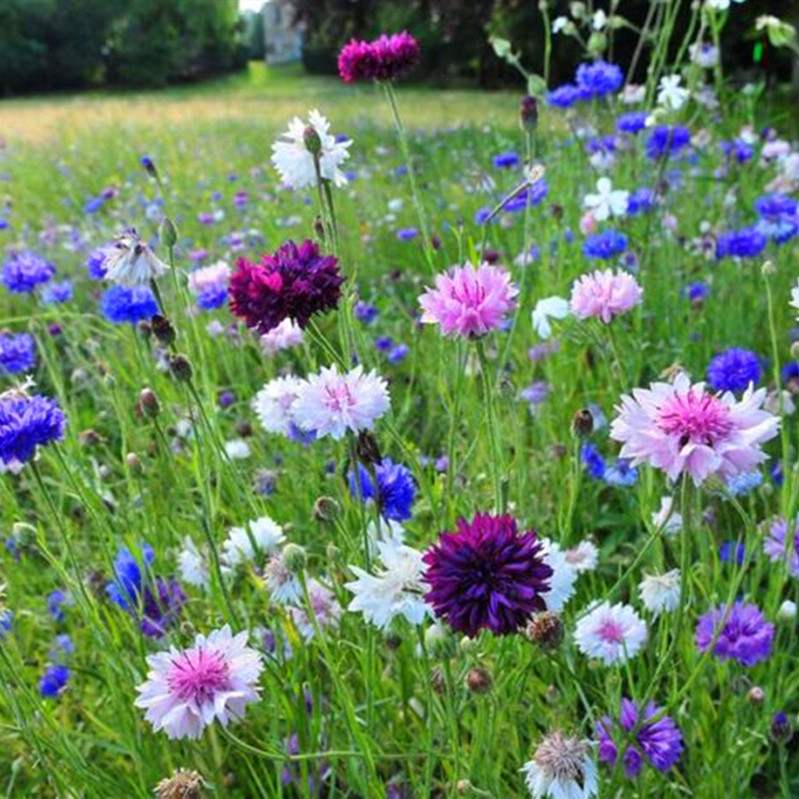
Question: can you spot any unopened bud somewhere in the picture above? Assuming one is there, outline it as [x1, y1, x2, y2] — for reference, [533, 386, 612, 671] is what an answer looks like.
[356, 430, 382, 466]
[151, 314, 176, 346]
[525, 611, 564, 651]
[282, 543, 307, 574]
[465, 666, 492, 694]
[790, 341, 799, 361]
[169, 354, 193, 382]
[571, 408, 594, 438]
[430, 666, 446, 694]
[160, 217, 178, 249]
[137, 387, 160, 418]
[314, 216, 326, 240]
[778, 599, 797, 620]
[140, 155, 158, 180]
[303, 126, 323, 157]
[126, 452, 141, 471]
[761, 259, 776, 277]
[770, 712, 792, 743]
[313, 496, 341, 523]
[747, 686, 765, 705]
[520, 95, 538, 130]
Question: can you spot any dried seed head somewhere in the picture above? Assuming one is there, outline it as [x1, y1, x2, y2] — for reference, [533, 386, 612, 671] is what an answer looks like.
[465, 666, 492, 694]
[525, 611, 564, 651]
[154, 768, 205, 799]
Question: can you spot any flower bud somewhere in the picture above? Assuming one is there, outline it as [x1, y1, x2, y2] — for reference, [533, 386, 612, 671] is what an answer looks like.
[282, 543, 307, 574]
[313, 496, 341, 523]
[525, 611, 564, 651]
[303, 125, 323, 157]
[747, 686, 765, 705]
[140, 155, 158, 180]
[770, 712, 792, 743]
[356, 430, 382, 466]
[455, 779, 473, 795]
[520, 95, 538, 130]
[159, 217, 178, 249]
[571, 408, 594, 438]
[137, 387, 160, 418]
[151, 314, 176, 346]
[465, 666, 492, 694]
[761, 259, 776, 277]
[78, 429, 104, 447]
[169, 354, 193, 382]
[778, 599, 797, 620]
[126, 452, 141, 471]
[430, 666, 446, 695]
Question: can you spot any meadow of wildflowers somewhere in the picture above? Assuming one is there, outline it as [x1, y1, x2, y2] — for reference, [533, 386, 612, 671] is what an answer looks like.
[1, 5, 799, 798]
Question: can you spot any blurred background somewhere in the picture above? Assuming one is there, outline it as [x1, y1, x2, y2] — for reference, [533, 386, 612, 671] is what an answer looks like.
[0, 0, 797, 95]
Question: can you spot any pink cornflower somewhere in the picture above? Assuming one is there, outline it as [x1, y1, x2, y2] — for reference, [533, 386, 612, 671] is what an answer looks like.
[188, 260, 231, 294]
[570, 269, 642, 323]
[419, 262, 518, 338]
[292, 364, 390, 440]
[260, 318, 303, 356]
[338, 32, 420, 83]
[134, 625, 263, 740]
[610, 373, 779, 485]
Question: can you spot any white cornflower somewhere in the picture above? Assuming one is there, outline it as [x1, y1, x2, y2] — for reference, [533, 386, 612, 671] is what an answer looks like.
[574, 601, 647, 665]
[652, 496, 683, 537]
[639, 569, 681, 616]
[264, 551, 302, 604]
[540, 539, 577, 613]
[522, 730, 599, 799]
[564, 540, 598, 574]
[222, 516, 285, 570]
[288, 579, 341, 640]
[657, 74, 690, 111]
[532, 296, 571, 339]
[103, 228, 168, 286]
[260, 319, 304, 356]
[252, 375, 304, 437]
[271, 109, 351, 190]
[178, 537, 209, 589]
[583, 177, 629, 222]
[292, 364, 390, 440]
[224, 439, 251, 460]
[345, 540, 429, 629]
[621, 84, 646, 105]
[552, 16, 571, 34]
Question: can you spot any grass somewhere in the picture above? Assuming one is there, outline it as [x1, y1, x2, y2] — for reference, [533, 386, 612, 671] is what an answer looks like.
[1, 60, 799, 798]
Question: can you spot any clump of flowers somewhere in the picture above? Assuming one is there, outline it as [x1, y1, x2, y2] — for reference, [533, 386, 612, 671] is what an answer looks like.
[338, 32, 420, 83]
[134, 625, 263, 740]
[229, 240, 342, 334]
[418, 262, 518, 338]
[695, 601, 774, 666]
[597, 698, 683, 777]
[570, 269, 642, 323]
[610, 373, 779, 485]
[423, 513, 552, 637]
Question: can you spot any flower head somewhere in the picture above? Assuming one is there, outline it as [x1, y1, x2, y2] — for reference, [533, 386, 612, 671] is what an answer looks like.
[291, 364, 390, 440]
[423, 513, 552, 637]
[100, 285, 158, 325]
[639, 570, 681, 616]
[134, 625, 263, 740]
[610, 373, 779, 485]
[716, 227, 768, 259]
[0, 333, 36, 375]
[657, 74, 689, 110]
[338, 32, 420, 83]
[583, 178, 629, 222]
[574, 602, 647, 665]
[102, 229, 168, 286]
[763, 517, 799, 578]
[272, 110, 351, 189]
[0, 391, 65, 471]
[597, 698, 683, 778]
[348, 458, 416, 522]
[706, 348, 761, 392]
[522, 730, 598, 799]
[581, 230, 628, 260]
[532, 296, 570, 339]
[260, 318, 304, 355]
[570, 269, 642, 323]
[229, 240, 342, 334]
[222, 516, 285, 570]
[575, 60, 623, 98]
[419, 262, 518, 338]
[695, 601, 774, 666]
[645, 126, 691, 160]
[2, 251, 55, 293]
[40, 664, 70, 698]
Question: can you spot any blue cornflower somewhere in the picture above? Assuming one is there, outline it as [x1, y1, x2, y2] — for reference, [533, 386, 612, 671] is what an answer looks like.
[706, 348, 761, 392]
[626, 188, 656, 216]
[546, 84, 585, 108]
[388, 343, 409, 364]
[502, 180, 549, 212]
[580, 442, 606, 480]
[0, 392, 65, 469]
[0, 218, 8, 230]
[100, 285, 158, 324]
[0, 609, 12, 637]
[715, 227, 767, 259]
[645, 126, 691, 160]
[604, 459, 638, 487]
[683, 281, 710, 303]
[375, 336, 393, 353]
[585, 135, 618, 159]
[41, 280, 73, 305]
[575, 60, 623, 98]
[348, 458, 416, 522]
[49, 633, 74, 662]
[39, 664, 70, 698]
[583, 230, 628, 260]
[287, 422, 317, 446]
[106, 545, 154, 610]
[719, 540, 745, 566]
[781, 361, 799, 384]
[771, 460, 784, 486]
[2, 252, 56, 293]
[492, 151, 520, 169]
[85, 247, 110, 280]
[616, 112, 648, 134]
[754, 193, 798, 245]
[196, 283, 228, 310]
[721, 139, 754, 164]
[475, 207, 493, 225]
[47, 589, 68, 622]
[0, 333, 36, 375]
[355, 302, 378, 324]
[83, 197, 104, 214]
[725, 471, 762, 497]
[396, 227, 418, 241]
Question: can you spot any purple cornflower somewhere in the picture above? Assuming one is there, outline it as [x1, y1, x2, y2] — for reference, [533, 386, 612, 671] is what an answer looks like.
[0, 392, 66, 470]
[754, 193, 798, 245]
[706, 348, 761, 392]
[683, 281, 710, 304]
[546, 84, 586, 108]
[41, 280, 73, 305]
[721, 139, 754, 164]
[387, 343, 409, 364]
[47, 589, 68, 622]
[616, 112, 648, 134]
[763, 517, 799, 578]
[695, 601, 774, 667]
[85, 247, 111, 280]
[645, 126, 691, 160]
[355, 301, 378, 324]
[422, 513, 552, 637]
[719, 540, 746, 566]
[597, 698, 683, 778]
[0, 333, 36, 375]
[229, 239, 342, 334]
[582, 230, 628, 260]
[348, 458, 416, 522]
[2, 252, 56, 293]
[575, 60, 623, 98]
[715, 227, 768, 259]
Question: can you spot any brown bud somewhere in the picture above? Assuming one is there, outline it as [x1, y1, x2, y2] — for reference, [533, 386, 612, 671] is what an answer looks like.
[465, 666, 492, 694]
[356, 430, 382, 466]
[151, 314, 176, 346]
[314, 216, 326, 241]
[525, 611, 564, 651]
[313, 496, 341, 523]
[137, 387, 160, 418]
[520, 94, 538, 130]
[385, 632, 402, 650]
[235, 420, 253, 437]
[430, 666, 446, 695]
[169, 354, 193, 382]
[571, 408, 594, 438]
[748, 686, 765, 705]
[78, 429, 104, 447]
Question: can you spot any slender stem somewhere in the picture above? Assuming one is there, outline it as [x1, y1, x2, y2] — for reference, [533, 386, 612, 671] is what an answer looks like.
[475, 340, 504, 513]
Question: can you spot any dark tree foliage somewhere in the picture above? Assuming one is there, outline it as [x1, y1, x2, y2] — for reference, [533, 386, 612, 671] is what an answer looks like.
[0, 0, 244, 93]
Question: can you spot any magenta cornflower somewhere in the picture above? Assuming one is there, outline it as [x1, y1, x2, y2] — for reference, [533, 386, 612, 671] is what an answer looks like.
[610, 373, 779, 485]
[229, 240, 342, 334]
[570, 269, 642, 323]
[695, 601, 774, 666]
[418, 262, 518, 338]
[134, 625, 263, 740]
[422, 513, 552, 637]
[338, 32, 420, 83]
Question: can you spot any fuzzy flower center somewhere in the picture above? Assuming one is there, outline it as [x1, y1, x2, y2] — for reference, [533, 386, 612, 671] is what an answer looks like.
[597, 619, 625, 643]
[322, 382, 356, 414]
[534, 731, 588, 780]
[168, 647, 230, 703]
[656, 389, 733, 445]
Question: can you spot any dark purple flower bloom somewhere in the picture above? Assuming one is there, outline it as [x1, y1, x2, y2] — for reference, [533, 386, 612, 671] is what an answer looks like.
[422, 513, 552, 637]
[2, 251, 56, 293]
[0, 392, 66, 469]
[597, 697, 683, 777]
[706, 348, 761, 392]
[695, 601, 774, 666]
[229, 239, 342, 334]
[0, 333, 36, 375]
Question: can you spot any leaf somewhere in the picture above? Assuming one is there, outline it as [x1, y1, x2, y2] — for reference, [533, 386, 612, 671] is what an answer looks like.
[526, 74, 548, 98]
[490, 36, 512, 59]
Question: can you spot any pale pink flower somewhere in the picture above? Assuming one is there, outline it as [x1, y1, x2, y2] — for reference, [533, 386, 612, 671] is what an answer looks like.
[134, 625, 263, 740]
[610, 373, 779, 485]
[292, 364, 390, 440]
[579, 211, 598, 234]
[570, 269, 642, 323]
[574, 602, 647, 665]
[187, 260, 231, 294]
[260, 318, 304, 356]
[418, 262, 518, 338]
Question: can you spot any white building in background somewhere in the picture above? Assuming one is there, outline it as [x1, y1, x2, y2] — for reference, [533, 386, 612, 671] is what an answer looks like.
[263, 0, 303, 65]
